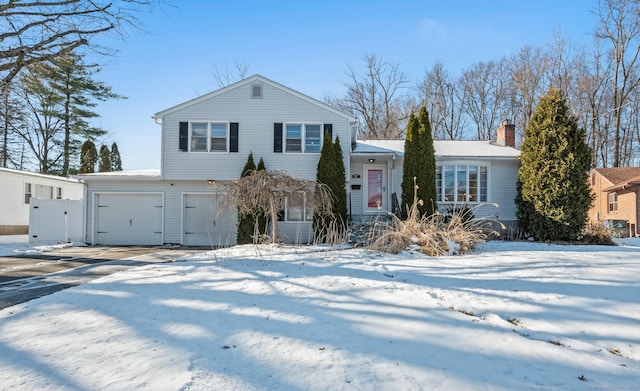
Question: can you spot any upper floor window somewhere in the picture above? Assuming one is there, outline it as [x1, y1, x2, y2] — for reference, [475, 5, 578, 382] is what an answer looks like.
[608, 192, 618, 212]
[436, 164, 488, 203]
[190, 122, 228, 152]
[285, 123, 322, 153]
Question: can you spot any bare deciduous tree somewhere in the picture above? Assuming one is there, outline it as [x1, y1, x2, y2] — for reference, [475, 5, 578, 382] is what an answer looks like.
[327, 53, 410, 139]
[459, 59, 507, 141]
[505, 45, 550, 142]
[221, 170, 334, 244]
[594, 0, 640, 167]
[416, 61, 466, 140]
[211, 61, 250, 88]
[0, 0, 160, 86]
[0, 81, 25, 168]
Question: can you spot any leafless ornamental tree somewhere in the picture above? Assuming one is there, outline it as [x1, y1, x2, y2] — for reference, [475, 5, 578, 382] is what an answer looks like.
[0, 0, 158, 86]
[222, 170, 334, 244]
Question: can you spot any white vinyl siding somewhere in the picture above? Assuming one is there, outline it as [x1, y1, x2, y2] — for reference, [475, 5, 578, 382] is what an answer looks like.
[160, 79, 351, 181]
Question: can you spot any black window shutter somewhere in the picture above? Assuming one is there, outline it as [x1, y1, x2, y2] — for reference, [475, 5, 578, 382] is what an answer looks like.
[230, 122, 239, 152]
[179, 122, 189, 151]
[274, 123, 283, 153]
[324, 123, 333, 141]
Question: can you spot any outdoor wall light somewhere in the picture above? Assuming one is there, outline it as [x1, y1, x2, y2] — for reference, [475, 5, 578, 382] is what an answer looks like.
[368, 158, 376, 163]
[207, 179, 216, 185]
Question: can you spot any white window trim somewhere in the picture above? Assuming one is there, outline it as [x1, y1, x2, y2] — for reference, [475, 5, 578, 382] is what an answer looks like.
[608, 192, 618, 212]
[436, 163, 490, 204]
[188, 121, 230, 153]
[284, 122, 323, 154]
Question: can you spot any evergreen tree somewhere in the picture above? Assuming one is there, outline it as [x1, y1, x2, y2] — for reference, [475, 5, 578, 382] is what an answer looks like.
[111, 142, 123, 171]
[51, 53, 124, 176]
[257, 157, 266, 171]
[516, 87, 593, 241]
[79, 140, 97, 173]
[332, 136, 348, 224]
[314, 132, 347, 241]
[17, 53, 122, 174]
[98, 144, 111, 172]
[237, 152, 257, 244]
[401, 106, 437, 218]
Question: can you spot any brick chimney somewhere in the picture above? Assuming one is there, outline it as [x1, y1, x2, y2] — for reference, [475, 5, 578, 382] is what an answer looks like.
[496, 120, 515, 148]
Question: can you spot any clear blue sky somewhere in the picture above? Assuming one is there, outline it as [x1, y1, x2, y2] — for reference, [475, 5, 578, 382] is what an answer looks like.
[90, 0, 599, 170]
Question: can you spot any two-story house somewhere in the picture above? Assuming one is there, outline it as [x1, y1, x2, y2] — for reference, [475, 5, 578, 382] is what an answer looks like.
[588, 167, 640, 237]
[78, 75, 520, 246]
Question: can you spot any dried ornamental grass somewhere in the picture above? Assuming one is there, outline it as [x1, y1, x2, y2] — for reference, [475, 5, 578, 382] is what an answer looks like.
[368, 178, 500, 256]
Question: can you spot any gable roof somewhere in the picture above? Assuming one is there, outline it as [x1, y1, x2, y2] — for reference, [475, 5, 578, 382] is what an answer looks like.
[354, 140, 520, 158]
[153, 74, 357, 123]
[594, 167, 640, 192]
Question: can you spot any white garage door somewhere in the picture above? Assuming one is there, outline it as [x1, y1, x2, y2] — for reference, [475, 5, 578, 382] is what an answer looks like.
[184, 194, 236, 246]
[95, 193, 163, 245]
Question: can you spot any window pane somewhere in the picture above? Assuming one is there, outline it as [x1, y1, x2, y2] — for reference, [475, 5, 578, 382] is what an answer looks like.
[287, 194, 304, 221]
[468, 166, 478, 202]
[286, 124, 302, 152]
[210, 138, 227, 152]
[191, 123, 207, 151]
[305, 124, 321, 152]
[457, 166, 467, 202]
[480, 166, 488, 202]
[210, 123, 227, 138]
[444, 166, 455, 201]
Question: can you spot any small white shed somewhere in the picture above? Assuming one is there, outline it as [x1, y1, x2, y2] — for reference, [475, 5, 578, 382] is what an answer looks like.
[0, 167, 84, 235]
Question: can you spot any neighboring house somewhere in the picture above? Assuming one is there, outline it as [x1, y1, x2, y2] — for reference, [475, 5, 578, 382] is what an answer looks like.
[76, 75, 521, 246]
[352, 121, 520, 229]
[588, 167, 640, 237]
[0, 167, 84, 235]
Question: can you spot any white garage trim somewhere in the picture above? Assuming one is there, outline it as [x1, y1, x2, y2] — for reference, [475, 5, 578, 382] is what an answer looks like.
[92, 192, 164, 245]
[182, 192, 237, 247]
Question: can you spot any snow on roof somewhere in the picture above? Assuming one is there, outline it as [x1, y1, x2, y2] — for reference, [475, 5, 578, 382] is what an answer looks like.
[0, 167, 81, 183]
[355, 139, 520, 158]
[74, 169, 161, 181]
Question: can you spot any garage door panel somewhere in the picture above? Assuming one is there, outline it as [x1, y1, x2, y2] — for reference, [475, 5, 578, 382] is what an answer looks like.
[184, 195, 236, 246]
[95, 194, 163, 245]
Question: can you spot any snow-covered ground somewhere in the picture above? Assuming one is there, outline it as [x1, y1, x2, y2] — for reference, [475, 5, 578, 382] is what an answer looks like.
[0, 238, 639, 390]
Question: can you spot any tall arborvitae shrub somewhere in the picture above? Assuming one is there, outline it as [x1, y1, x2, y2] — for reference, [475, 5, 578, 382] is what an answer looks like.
[314, 132, 347, 241]
[98, 144, 111, 172]
[237, 152, 257, 244]
[79, 140, 97, 173]
[111, 142, 123, 171]
[516, 87, 593, 241]
[401, 106, 437, 218]
[332, 136, 348, 224]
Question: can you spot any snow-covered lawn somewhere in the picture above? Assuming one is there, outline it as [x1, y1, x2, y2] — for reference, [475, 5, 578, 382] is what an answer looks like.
[1, 239, 639, 390]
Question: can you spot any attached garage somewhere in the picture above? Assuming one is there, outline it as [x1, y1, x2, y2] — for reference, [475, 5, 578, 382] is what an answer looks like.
[94, 193, 163, 245]
[183, 194, 236, 247]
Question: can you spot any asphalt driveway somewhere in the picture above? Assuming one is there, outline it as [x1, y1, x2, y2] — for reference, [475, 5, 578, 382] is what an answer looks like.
[0, 246, 202, 310]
